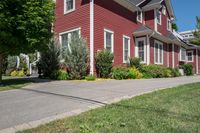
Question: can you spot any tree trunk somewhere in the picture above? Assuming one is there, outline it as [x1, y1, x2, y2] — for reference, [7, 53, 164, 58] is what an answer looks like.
[0, 54, 3, 85]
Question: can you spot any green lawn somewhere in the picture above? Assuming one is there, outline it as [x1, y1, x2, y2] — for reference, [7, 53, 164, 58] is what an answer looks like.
[19, 83, 200, 133]
[0, 77, 32, 91]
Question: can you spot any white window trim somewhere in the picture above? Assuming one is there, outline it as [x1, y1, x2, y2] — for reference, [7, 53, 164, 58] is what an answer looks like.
[123, 35, 130, 63]
[104, 29, 114, 53]
[167, 18, 171, 31]
[154, 40, 164, 65]
[137, 10, 143, 23]
[135, 37, 146, 64]
[179, 47, 186, 62]
[59, 27, 81, 48]
[64, 0, 75, 14]
[162, 6, 166, 15]
[157, 10, 162, 25]
[187, 51, 194, 62]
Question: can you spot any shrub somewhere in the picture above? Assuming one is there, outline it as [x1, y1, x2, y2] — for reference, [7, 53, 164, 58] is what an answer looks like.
[39, 39, 61, 78]
[181, 64, 193, 76]
[112, 67, 129, 80]
[10, 70, 18, 77]
[95, 50, 114, 78]
[50, 70, 69, 80]
[128, 57, 141, 69]
[85, 75, 96, 81]
[170, 68, 181, 77]
[141, 65, 172, 78]
[63, 35, 88, 80]
[17, 70, 25, 77]
[128, 67, 143, 79]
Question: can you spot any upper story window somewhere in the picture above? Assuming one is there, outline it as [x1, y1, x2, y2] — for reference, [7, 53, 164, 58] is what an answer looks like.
[180, 47, 186, 61]
[104, 29, 114, 53]
[64, 0, 75, 14]
[187, 51, 194, 62]
[162, 6, 166, 15]
[167, 18, 172, 31]
[156, 10, 162, 25]
[123, 35, 130, 63]
[154, 40, 163, 64]
[135, 38, 146, 63]
[60, 28, 81, 49]
[137, 11, 143, 23]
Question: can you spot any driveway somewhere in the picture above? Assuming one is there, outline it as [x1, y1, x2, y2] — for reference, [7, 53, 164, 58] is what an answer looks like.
[0, 76, 200, 132]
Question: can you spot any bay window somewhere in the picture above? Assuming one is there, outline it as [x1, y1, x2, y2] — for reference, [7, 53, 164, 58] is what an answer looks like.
[180, 47, 186, 61]
[136, 38, 146, 63]
[187, 51, 193, 62]
[154, 40, 163, 64]
[123, 35, 130, 63]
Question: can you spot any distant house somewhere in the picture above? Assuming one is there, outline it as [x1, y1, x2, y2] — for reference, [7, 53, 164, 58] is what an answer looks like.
[179, 30, 195, 43]
[54, 0, 200, 74]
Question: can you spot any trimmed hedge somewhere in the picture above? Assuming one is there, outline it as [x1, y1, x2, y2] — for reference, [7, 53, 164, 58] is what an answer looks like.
[181, 64, 193, 76]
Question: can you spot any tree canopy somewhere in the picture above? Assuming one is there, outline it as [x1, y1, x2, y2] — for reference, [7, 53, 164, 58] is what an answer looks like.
[190, 17, 200, 45]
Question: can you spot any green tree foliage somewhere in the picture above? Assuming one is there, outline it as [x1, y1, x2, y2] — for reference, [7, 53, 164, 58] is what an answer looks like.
[39, 39, 61, 78]
[63, 35, 89, 80]
[0, 0, 54, 83]
[95, 50, 114, 78]
[172, 23, 178, 31]
[191, 17, 200, 45]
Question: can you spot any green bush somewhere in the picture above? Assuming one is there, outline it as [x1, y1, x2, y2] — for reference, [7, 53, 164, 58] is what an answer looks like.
[128, 67, 143, 79]
[10, 70, 18, 77]
[141, 65, 172, 78]
[63, 35, 88, 80]
[128, 57, 141, 69]
[39, 39, 61, 78]
[181, 64, 193, 76]
[50, 70, 69, 80]
[170, 68, 181, 77]
[85, 75, 96, 81]
[95, 50, 114, 78]
[17, 70, 25, 77]
[112, 67, 129, 80]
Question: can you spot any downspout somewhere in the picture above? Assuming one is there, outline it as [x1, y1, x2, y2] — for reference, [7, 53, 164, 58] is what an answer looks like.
[89, 0, 94, 75]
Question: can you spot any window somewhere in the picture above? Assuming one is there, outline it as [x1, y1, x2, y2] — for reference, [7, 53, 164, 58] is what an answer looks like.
[156, 10, 161, 25]
[104, 29, 114, 52]
[136, 38, 146, 63]
[187, 51, 193, 62]
[64, 0, 75, 14]
[167, 18, 171, 31]
[162, 6, 166, 15]
[154, 40, 163, 64]
[123, 36, 130, 63]
[180, 47, 186, 61]
[137, 11, 143, 23]
[60, 28, 81, 49]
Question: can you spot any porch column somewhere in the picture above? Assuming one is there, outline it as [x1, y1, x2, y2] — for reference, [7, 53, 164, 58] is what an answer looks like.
[196, 48, 199, 74]
[146, 35, 150, 65]
[172, 43, 175, 68]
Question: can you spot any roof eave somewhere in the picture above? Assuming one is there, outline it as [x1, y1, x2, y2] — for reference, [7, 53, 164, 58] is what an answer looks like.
[113, 0, 140, 12]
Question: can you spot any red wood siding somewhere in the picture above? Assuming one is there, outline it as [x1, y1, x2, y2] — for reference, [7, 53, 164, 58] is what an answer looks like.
[54, 0, 90, 47]
[94, 0, 142, 66]
[145, 10, 154, 29]
[187, 49, 197, 73]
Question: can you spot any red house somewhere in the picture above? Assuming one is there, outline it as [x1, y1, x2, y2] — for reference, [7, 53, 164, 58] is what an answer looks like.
[54, 0, 200, 75]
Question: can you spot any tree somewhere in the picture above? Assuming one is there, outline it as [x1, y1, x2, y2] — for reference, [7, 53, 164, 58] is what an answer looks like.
[63, 35, 89, 80]
[190, 17, 200, 45]
[0, 0, 54, 84]
[172, 23, 178, 31]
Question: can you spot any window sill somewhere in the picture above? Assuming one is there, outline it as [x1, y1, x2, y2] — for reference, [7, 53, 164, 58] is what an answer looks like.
[64, 8, 75, 15]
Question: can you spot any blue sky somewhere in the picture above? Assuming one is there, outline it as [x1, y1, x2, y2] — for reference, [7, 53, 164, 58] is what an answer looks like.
[171, 0, 200, 32]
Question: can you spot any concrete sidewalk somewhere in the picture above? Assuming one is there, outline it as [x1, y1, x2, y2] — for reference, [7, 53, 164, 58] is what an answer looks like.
[0, 76, 200, 132]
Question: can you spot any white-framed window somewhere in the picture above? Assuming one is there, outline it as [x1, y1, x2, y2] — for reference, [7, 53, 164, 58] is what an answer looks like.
[180, 47, 186, 61]
[59, 28, 81, 49]
[135, 37, 146, 63]
[64, 0, 75, 14]
[167, 18, 172, 31]
[137, 10, 143, 23]
[156, 10, 162, 25]
[187, 51, 194, 62]
[162, 6, 166, 15]
[123, 35, 130, 63]
[104, 29, 114, 53]
[154, 40, 163, 64]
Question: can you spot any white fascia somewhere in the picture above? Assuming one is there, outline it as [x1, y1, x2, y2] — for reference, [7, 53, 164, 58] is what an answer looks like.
[196, 49, 199, 74]
[90, 0, 94, 75]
